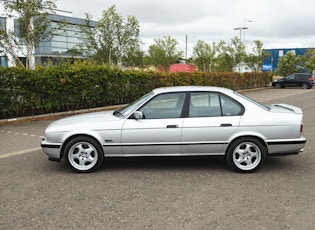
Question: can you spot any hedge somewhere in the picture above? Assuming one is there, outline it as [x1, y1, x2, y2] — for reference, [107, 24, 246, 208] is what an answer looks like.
[0, 64, 272, 119]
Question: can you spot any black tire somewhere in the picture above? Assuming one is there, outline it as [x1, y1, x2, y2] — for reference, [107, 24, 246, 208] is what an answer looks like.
[226, 137, 266, 173]
[64, 136, 104, 173]
[275, 83, 283, 89]
[301, 83, 310, 89]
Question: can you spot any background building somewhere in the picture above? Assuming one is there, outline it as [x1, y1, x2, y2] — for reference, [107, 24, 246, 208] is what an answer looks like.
[0, 4, 96, 67]
[34, 13, 96, 66]
[262, 48, 314, 72]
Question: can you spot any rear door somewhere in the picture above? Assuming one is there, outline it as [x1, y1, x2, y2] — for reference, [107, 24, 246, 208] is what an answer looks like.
[285, 74, 297, 87]
[181, 92, 242, 155]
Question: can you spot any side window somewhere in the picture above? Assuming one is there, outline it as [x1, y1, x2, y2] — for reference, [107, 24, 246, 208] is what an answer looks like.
[0, 17, 6, 32]
[140, 93, 185, 119]
[286, 74, 295, 80]
[189, 92, 221, 117]
[220, 94, 243, 116]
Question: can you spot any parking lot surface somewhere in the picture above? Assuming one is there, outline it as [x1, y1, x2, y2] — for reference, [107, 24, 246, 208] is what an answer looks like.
[1, 88, 315, 229]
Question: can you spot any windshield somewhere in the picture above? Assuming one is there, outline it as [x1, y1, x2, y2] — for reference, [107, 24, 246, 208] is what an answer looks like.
[115, 92, 153, 117]
[234, 92, 270, 111]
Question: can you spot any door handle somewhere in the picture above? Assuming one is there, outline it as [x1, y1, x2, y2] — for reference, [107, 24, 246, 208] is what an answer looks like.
[220, 123, 232, 127]
[167, 125, 178, 128]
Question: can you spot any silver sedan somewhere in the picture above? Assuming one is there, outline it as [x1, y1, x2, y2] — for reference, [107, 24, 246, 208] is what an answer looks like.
[41, 86, 306, 173]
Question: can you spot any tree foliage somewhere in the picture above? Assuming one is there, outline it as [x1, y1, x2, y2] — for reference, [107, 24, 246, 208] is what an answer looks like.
[78, 5, 141, 67]
[246, 40, 270, 72]
[192, 38, 271, 73]
[192, 40, 217, 72]
[147, 35, 184, 72]
[0, 0, 59, 69]
[297, 49, 315, 74]
[214, 38, 246, 72]
[276, 51, 300, 76]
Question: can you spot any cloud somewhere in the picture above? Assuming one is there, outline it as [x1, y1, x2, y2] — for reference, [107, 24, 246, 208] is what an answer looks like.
[56, 0, 315, 51]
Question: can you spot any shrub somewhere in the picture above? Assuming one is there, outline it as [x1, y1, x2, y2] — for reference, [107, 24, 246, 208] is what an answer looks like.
[0, 64, 272, 119]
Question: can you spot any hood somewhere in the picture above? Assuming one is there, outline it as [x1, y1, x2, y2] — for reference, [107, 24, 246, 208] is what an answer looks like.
[268, 104, 303, 114]
[46, 110, 121, 132]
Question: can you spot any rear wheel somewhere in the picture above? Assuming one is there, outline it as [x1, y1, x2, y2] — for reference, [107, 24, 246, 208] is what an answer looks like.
[226, 137, 266, 173]
[301, 83, 310, 89]
[64, 136, 104, 173]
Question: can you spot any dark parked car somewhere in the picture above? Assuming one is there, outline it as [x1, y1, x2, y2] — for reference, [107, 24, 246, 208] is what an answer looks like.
[272, 73, 314, 89]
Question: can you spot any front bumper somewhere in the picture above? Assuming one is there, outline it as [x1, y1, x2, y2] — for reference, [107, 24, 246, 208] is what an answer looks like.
[41, 139, 62, 160]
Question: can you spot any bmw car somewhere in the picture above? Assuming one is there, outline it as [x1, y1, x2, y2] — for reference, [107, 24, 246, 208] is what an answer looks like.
[41, 86, 306, 173]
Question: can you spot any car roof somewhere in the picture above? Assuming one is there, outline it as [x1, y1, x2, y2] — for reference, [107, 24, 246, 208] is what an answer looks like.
[152, 86, 233, 95]
[292, 73, 311, 76]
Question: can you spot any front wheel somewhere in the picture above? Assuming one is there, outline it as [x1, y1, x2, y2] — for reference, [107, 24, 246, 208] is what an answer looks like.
[275, 83, 285, 88]
[64, 136, 104, 173]
[226, 137, 266, 173]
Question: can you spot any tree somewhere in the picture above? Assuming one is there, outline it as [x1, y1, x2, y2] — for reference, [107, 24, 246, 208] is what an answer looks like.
[123, 46, 145, 68]
[297, 49, 315, 74]
[276, 51, 301, 76]
[214, 38, 246, 72]
[192, 40, 217, 72]
[246, 40, 270, 72]
[78, 6, 140, 67]
[147, 35, 184, 72]
[0, 0, 59, 69]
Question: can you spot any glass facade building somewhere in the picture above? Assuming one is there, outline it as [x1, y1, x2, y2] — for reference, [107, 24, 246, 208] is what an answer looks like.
[34, 14, 96, 65]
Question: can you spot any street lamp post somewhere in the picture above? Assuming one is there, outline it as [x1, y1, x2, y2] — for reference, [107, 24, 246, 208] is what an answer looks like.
[234, 27, 248, 43]
[233, 27, 248, 73]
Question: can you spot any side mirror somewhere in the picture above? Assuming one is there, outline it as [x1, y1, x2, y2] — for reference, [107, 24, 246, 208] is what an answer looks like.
[133, 111, 143, 119]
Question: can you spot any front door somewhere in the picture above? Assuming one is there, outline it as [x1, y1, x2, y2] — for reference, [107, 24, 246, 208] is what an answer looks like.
[122, 92, 186, 156]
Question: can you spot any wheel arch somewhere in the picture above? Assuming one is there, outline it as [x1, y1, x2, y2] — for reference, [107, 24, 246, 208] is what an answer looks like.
[226, 135, 268, 155]
[60, 134, 103, 159]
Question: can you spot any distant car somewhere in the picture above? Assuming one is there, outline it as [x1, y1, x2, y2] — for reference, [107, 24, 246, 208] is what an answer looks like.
[41, 86, 306, 173]
[272, 73, 314, 89]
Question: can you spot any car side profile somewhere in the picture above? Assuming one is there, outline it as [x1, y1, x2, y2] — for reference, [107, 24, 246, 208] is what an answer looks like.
[272, 73, 314, 89]
[41, 86, 306, 173]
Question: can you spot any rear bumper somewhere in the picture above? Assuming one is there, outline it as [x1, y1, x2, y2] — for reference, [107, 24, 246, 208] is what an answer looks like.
[266, 137, 306, 155]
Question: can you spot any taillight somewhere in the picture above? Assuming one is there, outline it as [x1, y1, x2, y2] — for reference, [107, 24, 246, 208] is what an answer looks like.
[300, 122, 303, 133]
[308, 77, 313, 81]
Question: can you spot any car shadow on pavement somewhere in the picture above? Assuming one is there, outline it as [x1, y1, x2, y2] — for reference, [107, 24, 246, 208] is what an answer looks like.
[100, 156, 230, 172]
[261, 156, 301, 172]
[43, 155, 300, 174]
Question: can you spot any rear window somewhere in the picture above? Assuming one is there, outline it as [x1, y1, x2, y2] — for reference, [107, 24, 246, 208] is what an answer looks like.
[234, 92, 270, 111]
[297, 74, 311, 80]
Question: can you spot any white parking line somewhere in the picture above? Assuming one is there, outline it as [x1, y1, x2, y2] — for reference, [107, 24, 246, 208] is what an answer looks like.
[0, 147, 42, 159]
[0, 129, 44, 138]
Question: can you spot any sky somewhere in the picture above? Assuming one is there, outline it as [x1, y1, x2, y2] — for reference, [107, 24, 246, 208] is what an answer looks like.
[56, 0, 315, 57]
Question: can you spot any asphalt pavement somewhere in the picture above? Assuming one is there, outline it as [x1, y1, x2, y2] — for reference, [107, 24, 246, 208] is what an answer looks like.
[1, 87, 315, 230]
